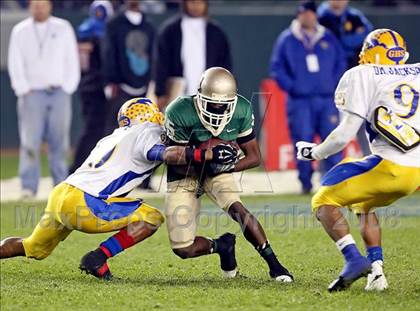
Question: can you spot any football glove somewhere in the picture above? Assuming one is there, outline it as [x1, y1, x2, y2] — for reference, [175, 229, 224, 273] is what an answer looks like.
[296, 141, 317, 161]
[206, 163, 235, 177]
[211, 143, 239, 165]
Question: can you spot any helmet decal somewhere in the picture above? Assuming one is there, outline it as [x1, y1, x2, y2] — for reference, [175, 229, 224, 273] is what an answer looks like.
[387, 47, 406, 63]
[368, 38, 388, 49]
[359, 29, 408, 65]
[117, 97, 164, 128]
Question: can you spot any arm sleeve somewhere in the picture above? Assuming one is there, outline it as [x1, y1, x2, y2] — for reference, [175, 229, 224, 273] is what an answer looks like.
[7, 27, 30, 96]
[341, 12, 373, 50]
[133, 127, 165, 163]
[237, 101, 256, 144]
[312, 112, 364, 160]
[62, 22, 80, 94]
[360, 13, 373, 34]
[334, 68, 373, 119]
[269, 34, 294, 92]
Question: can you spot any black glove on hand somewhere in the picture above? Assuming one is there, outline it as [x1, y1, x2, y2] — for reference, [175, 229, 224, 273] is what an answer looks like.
[211, 143, 239, 165]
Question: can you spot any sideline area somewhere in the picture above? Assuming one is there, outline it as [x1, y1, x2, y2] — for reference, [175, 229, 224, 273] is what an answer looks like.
[0, 171, 321, 202]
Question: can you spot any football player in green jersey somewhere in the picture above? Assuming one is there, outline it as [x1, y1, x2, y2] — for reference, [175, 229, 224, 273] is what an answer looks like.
[163, 67, 293, 282]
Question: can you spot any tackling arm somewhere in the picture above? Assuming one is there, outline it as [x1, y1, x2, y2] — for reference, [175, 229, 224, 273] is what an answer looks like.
[162, 143, 239, 166]
[162, 146, 212, 165]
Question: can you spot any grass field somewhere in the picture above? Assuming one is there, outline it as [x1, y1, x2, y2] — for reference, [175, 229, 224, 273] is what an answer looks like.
[0, 153, 50, 180]
[1, 194, 419, 310]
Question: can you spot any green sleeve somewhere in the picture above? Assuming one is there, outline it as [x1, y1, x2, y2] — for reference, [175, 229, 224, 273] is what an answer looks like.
[164, 99, 190, 144]
[238, 98, 255, 138]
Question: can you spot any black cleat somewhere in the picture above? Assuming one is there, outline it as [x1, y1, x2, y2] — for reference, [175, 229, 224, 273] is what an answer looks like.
[328, 276, 354, 292]
[328, 257, 371, 292]
[215, 233, 238, 277]
[79, 249, 113, 281]
[270, 264, 294, 283]
[328, 271, 370, 292]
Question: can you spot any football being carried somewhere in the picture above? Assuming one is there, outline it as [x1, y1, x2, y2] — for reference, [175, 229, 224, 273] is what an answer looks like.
[163, 67, 293, 282]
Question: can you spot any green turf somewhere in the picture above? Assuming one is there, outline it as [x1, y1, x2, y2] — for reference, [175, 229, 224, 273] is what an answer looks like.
[0, 153, 50, 180]
[1, 194, 420, 310]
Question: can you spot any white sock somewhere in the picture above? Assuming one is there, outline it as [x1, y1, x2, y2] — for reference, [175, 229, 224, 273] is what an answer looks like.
[335, 234, 356, 251]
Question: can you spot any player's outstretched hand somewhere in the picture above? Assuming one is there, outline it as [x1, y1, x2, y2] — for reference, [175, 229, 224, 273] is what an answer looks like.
[211, 143, 239, 165]
[296, 141, 317, 161]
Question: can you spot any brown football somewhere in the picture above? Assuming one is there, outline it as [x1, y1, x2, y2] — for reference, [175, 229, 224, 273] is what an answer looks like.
[198, 137, 239, 151]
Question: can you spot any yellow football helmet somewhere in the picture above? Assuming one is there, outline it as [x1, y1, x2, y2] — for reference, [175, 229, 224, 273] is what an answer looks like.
[359, 29, 409, 65]
[117, 97, 164, 127]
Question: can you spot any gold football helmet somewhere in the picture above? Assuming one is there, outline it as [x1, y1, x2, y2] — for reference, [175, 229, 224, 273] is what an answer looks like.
[117, 97, 164, 127]
[359, 29, 409, 65]
[195, 67, 238, 136]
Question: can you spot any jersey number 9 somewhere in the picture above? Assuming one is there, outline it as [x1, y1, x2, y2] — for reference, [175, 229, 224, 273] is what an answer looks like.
[393, 83, 419, 119]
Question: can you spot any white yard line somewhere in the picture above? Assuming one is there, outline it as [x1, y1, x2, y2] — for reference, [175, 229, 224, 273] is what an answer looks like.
[0, 171, 320, 202]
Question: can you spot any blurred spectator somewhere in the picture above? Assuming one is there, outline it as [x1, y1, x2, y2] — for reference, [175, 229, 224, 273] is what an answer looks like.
[270, 1, 345, 194]
[103, 0, 155, 133]
[70, 0, 114, 174]
[8, 0, 80, 198]
[6, 0, 93, 9]
[139, 0, 166, 14]
[103, 0, 155, 190]
[153, 0, 232, 110]
[318, 0, 372, 155]
[318, 0, 373, 68]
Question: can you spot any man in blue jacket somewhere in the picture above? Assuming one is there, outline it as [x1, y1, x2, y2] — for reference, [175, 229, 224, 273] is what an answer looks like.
[270, 1, 346, 193]
[318, 0, 372, 68]
[317, 0, 373, 155]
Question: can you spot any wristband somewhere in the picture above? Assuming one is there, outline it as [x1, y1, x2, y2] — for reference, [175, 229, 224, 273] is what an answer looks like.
[185, 147, 206, 163]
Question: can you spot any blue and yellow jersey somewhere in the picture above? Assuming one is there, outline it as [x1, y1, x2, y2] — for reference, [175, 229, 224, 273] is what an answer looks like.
[66, 122, 164, 199]
[334, 63, 420, 167]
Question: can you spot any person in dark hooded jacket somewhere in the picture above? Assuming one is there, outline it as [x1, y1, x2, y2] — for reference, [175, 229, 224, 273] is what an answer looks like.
[70, 0, 114, 173]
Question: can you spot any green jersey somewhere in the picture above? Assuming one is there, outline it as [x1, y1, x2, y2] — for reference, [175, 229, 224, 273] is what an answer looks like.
[164, 94, 255, 182]
[165, 95, 255, 145]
